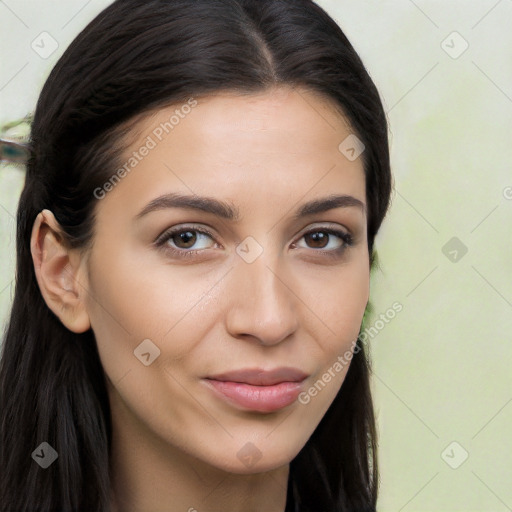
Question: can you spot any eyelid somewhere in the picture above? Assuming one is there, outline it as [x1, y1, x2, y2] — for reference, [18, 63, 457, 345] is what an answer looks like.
[296, 221, 352, 238]
[155, 223, 210, 240]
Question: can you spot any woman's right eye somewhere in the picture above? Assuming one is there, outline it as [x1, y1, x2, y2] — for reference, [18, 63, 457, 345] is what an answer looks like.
[154, 226, 218, 258]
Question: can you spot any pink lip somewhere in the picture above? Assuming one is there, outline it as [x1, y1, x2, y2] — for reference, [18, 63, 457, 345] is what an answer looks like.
[203, 367, 308, 413]
[207, 367, 309, 386]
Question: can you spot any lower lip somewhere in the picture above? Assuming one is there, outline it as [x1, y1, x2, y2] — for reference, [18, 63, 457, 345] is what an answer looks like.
[203, 379, 304, 413]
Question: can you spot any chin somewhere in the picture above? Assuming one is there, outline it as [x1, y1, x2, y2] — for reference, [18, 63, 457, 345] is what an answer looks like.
[201, 439, 303, 475]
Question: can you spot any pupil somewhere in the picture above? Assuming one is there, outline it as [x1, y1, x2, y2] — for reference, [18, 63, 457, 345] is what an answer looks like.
[307, 232, 328, 248]
[175, 230, 196, 248]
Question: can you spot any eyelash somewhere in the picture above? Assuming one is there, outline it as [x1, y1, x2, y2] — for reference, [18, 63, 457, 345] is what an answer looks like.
[154, 225, 354, 260]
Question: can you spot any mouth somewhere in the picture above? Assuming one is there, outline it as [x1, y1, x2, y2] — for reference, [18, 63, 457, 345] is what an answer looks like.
[202, 367, 309, 413]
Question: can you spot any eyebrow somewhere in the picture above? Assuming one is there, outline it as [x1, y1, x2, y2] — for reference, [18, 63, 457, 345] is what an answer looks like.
[134, 192, 365, 222]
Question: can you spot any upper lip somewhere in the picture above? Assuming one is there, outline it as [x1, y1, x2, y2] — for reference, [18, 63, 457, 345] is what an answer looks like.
[205, 367, 309, 386]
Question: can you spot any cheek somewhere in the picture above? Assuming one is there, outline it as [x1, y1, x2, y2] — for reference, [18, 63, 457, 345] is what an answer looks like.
[84, 246, 226, 378]
[305, 257, 369, 345]
[300, 257, 369, 403]
[296, 264, 368, 417]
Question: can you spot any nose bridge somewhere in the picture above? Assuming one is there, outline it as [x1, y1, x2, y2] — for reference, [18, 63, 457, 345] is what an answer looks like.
[225, 245, 299, 345]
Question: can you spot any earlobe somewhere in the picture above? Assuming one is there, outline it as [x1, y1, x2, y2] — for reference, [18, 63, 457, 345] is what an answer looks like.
[30, 209, 91, 333]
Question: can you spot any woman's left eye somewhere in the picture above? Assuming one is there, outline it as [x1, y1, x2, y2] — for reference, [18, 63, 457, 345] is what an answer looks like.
[294, 228, 353, 252]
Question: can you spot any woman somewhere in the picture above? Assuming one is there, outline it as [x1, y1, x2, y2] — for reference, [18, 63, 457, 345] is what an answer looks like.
[0, 0, 392, 510]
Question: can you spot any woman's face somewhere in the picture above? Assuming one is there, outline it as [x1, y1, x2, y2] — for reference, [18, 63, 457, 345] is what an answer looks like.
[82, 86, 369, 474]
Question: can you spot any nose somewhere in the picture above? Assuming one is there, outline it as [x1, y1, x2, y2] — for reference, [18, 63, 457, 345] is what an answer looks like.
[224, 250, 299, 346]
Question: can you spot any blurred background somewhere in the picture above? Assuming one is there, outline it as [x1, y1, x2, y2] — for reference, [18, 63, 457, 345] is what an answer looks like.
[1, 1, 511, 510]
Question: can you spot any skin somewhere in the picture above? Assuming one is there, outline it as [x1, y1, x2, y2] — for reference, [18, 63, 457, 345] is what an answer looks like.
[30, 86, 369, 512]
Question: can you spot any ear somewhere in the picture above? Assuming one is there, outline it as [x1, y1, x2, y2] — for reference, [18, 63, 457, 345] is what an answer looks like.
[30, 209, 91, 333]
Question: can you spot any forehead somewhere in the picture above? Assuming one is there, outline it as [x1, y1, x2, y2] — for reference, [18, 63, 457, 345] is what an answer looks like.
[97, 86, 366, 221]
[141, 86, 354, 154]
